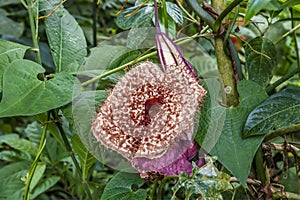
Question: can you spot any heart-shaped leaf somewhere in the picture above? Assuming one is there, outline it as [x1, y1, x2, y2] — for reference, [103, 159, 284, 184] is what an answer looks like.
[243, 86, 300, 137]
[0, 39, 29, 91]
[101, 171, 147, 200]
[210, 80, 268, 186]
[245, 37, 277, 87]
[0, 59, 80, 117]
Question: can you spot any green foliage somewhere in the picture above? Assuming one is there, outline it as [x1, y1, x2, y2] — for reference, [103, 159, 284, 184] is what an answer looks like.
[0, 60, 80, 117]
[245, 37, 277, 87]
[244, 0, 272, 24]
[172, 157, 232, 200]
[244, 86, 300, 137]
[39, 0, 87, 73]
[210, 80, 268, 186]
[116, 3, 154, 30]
[0, 39, 29, 91]
[100, 172, 147, 200]
[0, 0, 300, 199]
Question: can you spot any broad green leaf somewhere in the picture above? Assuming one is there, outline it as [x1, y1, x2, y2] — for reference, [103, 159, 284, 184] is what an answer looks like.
[243, 86, 300, 137]
[31, 176, 60, 199]
[172, 157, 232, 199]
[195, 78, 226, 153]
[210, 80, 268, 186]
[30, 163, 46, 190]
[101, 172, 147, 200]
[0, 39, 29, 91]
[0, 134, 37, 157]
[39, 0, 87, 73]
[0, 59, 81, 117]
[71, 134, 96, 179]
[78, 45, 130, 77]
[245, 37, 277, 87]
[166, 2, 183, 24]
[0, 9, 24, 37]
[116, 3, 154, 29]
[0, 161, 30, 198]
[245, 0, 271, 24]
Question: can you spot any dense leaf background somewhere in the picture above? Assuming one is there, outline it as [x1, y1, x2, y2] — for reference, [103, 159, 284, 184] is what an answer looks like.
[0, 0, 300, 199]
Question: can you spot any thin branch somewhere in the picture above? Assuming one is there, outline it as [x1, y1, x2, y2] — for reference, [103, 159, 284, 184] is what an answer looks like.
[264, 123, 300, 141]
[275, 23, 300, 45]
[38, 0, 67, 20]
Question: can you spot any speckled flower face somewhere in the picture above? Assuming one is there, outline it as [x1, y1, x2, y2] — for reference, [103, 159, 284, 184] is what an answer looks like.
[91, 61, 206, 163]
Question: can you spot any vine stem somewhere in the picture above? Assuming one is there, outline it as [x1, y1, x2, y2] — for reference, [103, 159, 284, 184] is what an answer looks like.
[26, 0, 42, 65]
[52, 110, 93, 199]
[158, 175, 178, 200]
[24, 112, 50, 200]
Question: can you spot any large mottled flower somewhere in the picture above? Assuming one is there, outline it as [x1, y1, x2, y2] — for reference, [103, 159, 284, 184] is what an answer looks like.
[92, 60, 206, 176]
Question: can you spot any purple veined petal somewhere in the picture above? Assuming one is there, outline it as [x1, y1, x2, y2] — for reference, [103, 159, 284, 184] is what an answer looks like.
[156, 31, 199, 81]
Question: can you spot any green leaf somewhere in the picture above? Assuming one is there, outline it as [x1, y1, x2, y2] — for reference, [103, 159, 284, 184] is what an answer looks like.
[166, 2, 183, 24]
[116, 3, 154, 29]
[243, 86, 300, 137]
[0, 39, 29, 92]
[31, 176, 60, 199]
[30, 163, 46, 190]
[39, 0, 87, 73]
[0, 161, 30, 198]
[0, 134, 37, 157]
[71, 134, 96, 179]
[279, 0, 300, 9]
[78, 45, 130, 77]
[195, 78, 226, 153]
[0, 59, 80, 117]
[210, 80, 268, 186]
[0, 9, 24, 37]
[172, 157, 232, 199]
[245, 37, 277, 87]
[245, 0, 271, 24]
[101, 172, 147, 200]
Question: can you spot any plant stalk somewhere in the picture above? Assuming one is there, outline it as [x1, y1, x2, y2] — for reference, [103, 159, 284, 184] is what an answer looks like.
[53, 110, 93, 199]
[254, 146, 268, 186]
[27, 0, 42, 65]
[212, 0, 239, 107]
[24, 112, 50, 200]
[158, 175, 178, 200]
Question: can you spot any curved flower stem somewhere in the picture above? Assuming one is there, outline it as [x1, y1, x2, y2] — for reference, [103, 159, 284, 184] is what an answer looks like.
[158, 175, 178, 200]
[24, 112, 50, 200]
[81, 34, 201, 87]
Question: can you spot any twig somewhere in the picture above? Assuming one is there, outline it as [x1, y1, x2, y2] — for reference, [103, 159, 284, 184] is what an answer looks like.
[275, 23, 300, 45]
[38, 0, 67, 20]
[230, 177, 262, 186]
